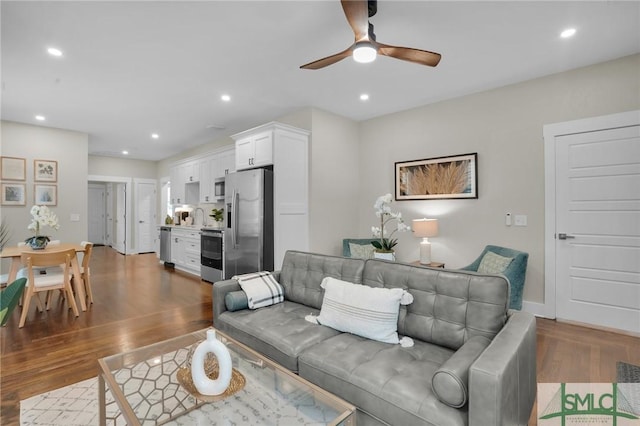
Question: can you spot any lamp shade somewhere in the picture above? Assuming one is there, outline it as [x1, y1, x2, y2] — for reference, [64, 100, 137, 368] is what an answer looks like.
[413, 219, 438, 238]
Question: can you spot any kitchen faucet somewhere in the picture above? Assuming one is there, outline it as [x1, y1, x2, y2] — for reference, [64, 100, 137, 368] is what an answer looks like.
[194, 207, 205, 227]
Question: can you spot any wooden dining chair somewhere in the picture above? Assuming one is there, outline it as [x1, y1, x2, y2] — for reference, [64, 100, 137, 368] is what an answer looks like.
[18, 248, 79, 328]
[75, 241, 94, 304]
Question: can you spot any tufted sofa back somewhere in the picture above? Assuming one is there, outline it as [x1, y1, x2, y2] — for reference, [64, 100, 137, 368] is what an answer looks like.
[280, 251, 365, 310]
[362, 260, 510, 350]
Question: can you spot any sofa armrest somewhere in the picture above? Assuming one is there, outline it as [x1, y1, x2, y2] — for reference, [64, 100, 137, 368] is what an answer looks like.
[212, 279, 241, 326]
[469, 311, 537, 426]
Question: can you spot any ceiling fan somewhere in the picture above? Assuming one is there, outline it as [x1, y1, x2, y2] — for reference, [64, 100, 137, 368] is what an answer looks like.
[300, 0, 441, 70]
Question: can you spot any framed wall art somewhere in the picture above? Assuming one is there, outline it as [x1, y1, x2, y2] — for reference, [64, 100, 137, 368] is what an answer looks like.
[34, 184, 57, 206]
[395, 153, 478, 200]
[34, 159, 58, 182]
[1, 183, 26, 205]
[1, 156, 26, 181]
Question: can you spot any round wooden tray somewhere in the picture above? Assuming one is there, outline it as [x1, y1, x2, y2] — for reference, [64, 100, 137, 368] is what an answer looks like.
[176, 357, 245, 402]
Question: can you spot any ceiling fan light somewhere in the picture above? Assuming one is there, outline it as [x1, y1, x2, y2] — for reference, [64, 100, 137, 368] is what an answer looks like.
[353, 43, 377, 63]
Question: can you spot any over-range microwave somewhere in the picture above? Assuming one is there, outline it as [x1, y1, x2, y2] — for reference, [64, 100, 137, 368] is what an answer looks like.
[214, 178, 225, 200]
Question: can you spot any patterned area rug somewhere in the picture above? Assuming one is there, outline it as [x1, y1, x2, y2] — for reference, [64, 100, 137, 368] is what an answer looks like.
[20, 377, 116, 426]
[617, 361, 640, 383]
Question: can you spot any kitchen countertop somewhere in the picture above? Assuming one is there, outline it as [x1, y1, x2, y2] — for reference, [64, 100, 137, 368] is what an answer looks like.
[158, 224, 223, 230]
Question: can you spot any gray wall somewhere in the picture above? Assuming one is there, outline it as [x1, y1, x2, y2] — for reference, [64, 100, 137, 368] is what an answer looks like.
[356, 54, 640, 305]
[1, 121, 89, 272]
[88, 155, 157, 179]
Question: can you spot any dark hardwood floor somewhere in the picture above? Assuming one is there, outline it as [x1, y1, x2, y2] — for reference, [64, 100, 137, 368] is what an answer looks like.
[1, 246, 638, 425]
[1, 247, 212, 425]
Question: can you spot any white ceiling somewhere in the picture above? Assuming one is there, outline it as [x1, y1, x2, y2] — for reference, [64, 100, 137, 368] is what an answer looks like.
[2, 1, 639, 161]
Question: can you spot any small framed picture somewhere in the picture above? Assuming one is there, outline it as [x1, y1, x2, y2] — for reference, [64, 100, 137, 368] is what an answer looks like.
[34, 159, 58, 182]
[1, 157, 26, 181]
[1, 183, 26, 205]
[34, 184, 57, 206]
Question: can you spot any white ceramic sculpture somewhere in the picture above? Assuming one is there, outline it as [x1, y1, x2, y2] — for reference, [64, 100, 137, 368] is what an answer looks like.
[191, 329, 232, 395]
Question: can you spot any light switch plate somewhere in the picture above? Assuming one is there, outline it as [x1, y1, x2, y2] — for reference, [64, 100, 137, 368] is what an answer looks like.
[70, 214, 80, 222]
[514, 215, 527, 227]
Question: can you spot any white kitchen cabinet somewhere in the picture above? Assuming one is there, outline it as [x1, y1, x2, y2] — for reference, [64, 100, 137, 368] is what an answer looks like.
[183, 161, 199, 183]
[235, 130, 273, 170]
[231, 122, 310, 269]
[171, 227, 201, 276]
[214, 148, 235, 178]
[199, 156, 213, 203]
[170, 164, 185, 205]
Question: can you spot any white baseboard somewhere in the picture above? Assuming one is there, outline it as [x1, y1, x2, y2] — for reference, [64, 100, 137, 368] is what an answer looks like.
[522, 300, 554, 318]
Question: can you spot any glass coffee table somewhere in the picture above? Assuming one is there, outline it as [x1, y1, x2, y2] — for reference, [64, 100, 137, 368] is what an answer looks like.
[98, 328, 355, 426]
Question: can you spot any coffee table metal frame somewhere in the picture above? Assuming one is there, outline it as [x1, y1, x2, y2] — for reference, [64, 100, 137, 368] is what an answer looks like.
[98, 328, 355, 426]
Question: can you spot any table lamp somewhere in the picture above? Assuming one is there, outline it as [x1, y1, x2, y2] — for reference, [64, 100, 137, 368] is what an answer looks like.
[413, 219, 439, 264]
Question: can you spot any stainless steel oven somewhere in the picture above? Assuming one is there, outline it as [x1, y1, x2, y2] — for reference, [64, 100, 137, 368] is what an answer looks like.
[201, 228, 224, 283]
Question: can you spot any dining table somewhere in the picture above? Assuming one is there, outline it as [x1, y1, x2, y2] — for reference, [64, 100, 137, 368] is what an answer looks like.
[1, 243, 88, 311]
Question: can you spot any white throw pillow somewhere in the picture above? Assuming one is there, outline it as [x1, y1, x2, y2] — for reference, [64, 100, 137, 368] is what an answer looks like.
[315, 277, 413, 345]
[477, 251, 513, 274]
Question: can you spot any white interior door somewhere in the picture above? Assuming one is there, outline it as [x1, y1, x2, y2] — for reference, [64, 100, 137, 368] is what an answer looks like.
[88, 184, 106, 244]
[135, 181, 156, 253]
[114, 183, 126, 254]
[555, 120, 640, 334]
[106, 184, 114, 246]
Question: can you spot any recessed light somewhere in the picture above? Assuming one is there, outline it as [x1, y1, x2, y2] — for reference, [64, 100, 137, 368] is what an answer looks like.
[47, 47, 63, 57]
[151, 133, 159, 139]
[560, 28, 576, 38]
[35, 115, 46, 121]
[360, 94, 370, 101]
[221, 94, 231, 102]
[122, 150, 129, 155]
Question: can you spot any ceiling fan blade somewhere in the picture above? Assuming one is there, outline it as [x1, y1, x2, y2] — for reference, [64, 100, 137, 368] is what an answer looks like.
[300, 46, 353, 70]
[376, 42, 442, 67]
[341, 0, 370, 41]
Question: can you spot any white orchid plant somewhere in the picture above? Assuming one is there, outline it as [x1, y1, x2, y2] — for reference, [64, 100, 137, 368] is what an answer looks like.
[26, 205, 60, 245]
[371, 193, 411, 252]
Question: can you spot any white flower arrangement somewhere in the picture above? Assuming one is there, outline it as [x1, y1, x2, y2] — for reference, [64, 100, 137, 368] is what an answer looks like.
[371, 193, 411, 252]
[26, 205, 59, 246]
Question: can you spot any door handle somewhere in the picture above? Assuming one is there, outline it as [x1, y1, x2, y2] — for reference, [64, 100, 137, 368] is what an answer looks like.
[558, 233, 575, 240]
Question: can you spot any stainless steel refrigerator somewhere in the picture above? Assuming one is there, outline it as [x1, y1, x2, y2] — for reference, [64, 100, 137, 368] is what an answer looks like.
[224, 168, 274, 279]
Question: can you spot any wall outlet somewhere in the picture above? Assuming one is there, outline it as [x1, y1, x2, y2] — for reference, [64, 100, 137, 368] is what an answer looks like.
[514, 215, 527, 227]
[70, 213, 80, 222]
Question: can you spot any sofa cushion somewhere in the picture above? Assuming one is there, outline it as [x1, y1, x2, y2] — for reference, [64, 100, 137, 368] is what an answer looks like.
[224, 290, 249, 311]
[431, 335, 492, 408]
[362, 259, 509, 350]
[477, 251, 513, 274]
[215, 300, 341, 372]
[279, 251, 365, 310]
[298, 333, 467, 426]
[316, 277, 412, 345]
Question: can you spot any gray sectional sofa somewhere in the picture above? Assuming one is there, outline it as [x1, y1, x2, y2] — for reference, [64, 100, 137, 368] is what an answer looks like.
[213, 250, 537, 426]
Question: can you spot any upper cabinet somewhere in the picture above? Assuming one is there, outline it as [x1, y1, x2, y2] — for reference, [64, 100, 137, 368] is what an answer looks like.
[235, 130, 273, 170]
[183, 161, 199, 183]
[214, 149, 236, 179]
[170, 146, 236, 205]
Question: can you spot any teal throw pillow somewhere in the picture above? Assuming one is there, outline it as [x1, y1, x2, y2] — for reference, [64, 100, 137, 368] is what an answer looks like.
[349, 243, 375, 259]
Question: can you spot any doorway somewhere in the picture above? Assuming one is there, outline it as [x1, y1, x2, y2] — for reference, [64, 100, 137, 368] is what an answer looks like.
[544, 110, 640, 334]
[88, 175, 132, 255]
[135, 179, 157, 253]
[88, 183, 106, 245]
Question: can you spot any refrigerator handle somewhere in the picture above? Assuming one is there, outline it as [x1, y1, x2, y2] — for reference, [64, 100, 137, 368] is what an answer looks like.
[232, 189, 239, 249]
